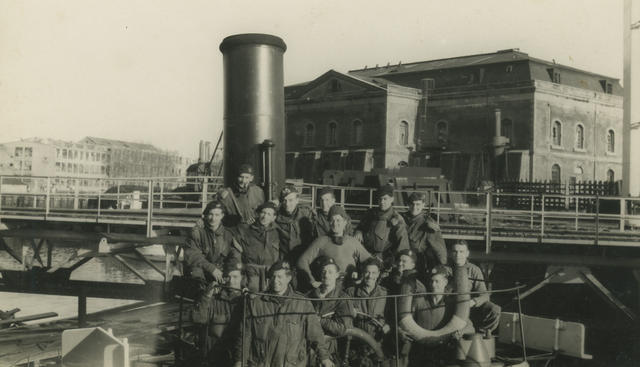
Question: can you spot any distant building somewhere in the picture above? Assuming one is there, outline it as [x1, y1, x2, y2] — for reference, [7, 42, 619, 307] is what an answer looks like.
[285, 49, 623, 189]
[0, 137, 194, 192]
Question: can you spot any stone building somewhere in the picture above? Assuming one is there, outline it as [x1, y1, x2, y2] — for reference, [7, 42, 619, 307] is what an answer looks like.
[285, 49, 623, 188]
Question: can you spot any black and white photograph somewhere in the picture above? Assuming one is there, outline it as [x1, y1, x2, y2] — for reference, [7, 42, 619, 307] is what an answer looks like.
[1, 0, 639, 366]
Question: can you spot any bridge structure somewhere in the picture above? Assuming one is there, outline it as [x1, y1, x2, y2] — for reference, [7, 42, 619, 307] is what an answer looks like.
[1, 174, 640, 323]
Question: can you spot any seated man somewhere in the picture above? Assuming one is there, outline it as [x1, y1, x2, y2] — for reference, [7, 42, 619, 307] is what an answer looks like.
[308, 256, 354, 365]
[184, 200, 239, 288]
[191, 258, 244, 366]
[345, 257, 390, 366]
[297, 206, 371, 289]
[235, 201, 281, 292]
[233, 260, 334, 367]
[313, 187, 354, 238]
[450, 240, 501, 333]
[402, 192, 447, 275]
[383, 249, 425, 297]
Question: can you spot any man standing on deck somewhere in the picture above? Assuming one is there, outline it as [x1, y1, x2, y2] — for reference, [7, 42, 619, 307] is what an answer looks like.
[234, 202, 281, 292]
[275, 184, 315, 265]
[354, 185, 409, 270]
[450, 240, 501, 333]
[233, 260, 334, 367]
[313, 187, 354, 238]
[402, 192, 447, 276]
[191, 258, 244, 366]
[184, 200, 240, 287]
[217, 163, 265, 226]
[297, 205, 371, 289]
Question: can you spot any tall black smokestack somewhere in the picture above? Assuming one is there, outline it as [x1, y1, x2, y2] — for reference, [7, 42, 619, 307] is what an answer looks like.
[219, 34, 287, 199]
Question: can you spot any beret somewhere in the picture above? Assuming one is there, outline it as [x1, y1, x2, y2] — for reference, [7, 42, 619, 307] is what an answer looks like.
[397, 248, 417, 262]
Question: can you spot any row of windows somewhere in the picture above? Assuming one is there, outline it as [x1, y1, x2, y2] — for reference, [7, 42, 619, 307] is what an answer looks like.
[551, 121, 615, 152]
[303, 120, 410, 147]
[14, 147, 33, 158]
[56, 148, 108, 162]
[550, 164, 615, 183]
[55, 162, 106, 175]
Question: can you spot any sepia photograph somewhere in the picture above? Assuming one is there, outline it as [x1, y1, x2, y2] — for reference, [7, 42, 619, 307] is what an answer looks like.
[1, 0, 639, 366]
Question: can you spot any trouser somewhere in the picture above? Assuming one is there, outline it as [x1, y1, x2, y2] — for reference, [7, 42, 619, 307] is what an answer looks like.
[470, 301, 501, 333]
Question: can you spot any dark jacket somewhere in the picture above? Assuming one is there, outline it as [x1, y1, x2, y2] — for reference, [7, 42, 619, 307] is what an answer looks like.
[191, 288, 242, 362]
[402, 212, 447, 271]
[218, 183, 265, 226]
[356, 207, 409, 262]
[345, 284, 388, 339]
[308, 285, 354, 338]
[236, 222, 281, 291]
[183, 223, 239, 281]
[275, 205, 315, 262]
[234, 286, 330, 367]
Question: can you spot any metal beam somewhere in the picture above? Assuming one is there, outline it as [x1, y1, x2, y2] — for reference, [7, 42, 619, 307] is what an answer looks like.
[111, 254, 148, 284]
[471, 251, 640, 269]
[581, 271, 637, 321]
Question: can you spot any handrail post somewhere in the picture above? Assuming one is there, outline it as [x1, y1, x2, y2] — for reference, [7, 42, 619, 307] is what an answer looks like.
[159, 180, 164, 209]
[201, 177, 208, 212]
[369, 189, 373, 209]
[311, 185, 316, 210]
[530, 194, 534, 229]
[575, 197, 579, 231]
[0, 176, 3, 211]
[486, 191, 492, 254]
[595, 193, 600, 246]
[436, 191, 441, 224]
[45, 176, 50, 218]
[147, 180, 153, 237]
[73, 179, 79, 210]
[340, 187, 345, 205]
[540, 194, 545, 238]
[620, 198, 625, 232]
[97, 179, 101, 220]
[116, 182, 121, 209]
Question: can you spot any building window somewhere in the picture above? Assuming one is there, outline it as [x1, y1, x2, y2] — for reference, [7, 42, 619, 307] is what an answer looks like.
[330, 80, 342, 92]
[436, 120, 448, 143]
[56, 148, 61, 158]
[551, 164, 561, 183]
[552, 120, 562, 146]
[399, 121, 409, 145]
[607, 169, 615, 182]
[502, 119, 513, 141]
[63, 149, 68, 159]
[575, 124, 584, 150]
[25, 147, 32, 157]
[505, 65, 513, 73]
[14, 147, 23, 157]
[352, 120, 363, 145]
[304, 123, 315, 146]
[607, 129, 615, 153]
[327, 122, 338, 146]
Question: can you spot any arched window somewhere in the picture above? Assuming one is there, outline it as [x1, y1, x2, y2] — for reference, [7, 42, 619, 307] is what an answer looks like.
[304, 123, 315, 146]
[352, 120, 363, 145]
[436, 120, 448, 142]
[552, 120, 562, 146]
[327, 122, 338, 146]
[399, 121, 409, 145]
[502, 119, 513, 141]
[607, 129, 615, 152]
[575, 124, 584, 149]
[551, 164, 561, 183]
[607, 169, 615, 182]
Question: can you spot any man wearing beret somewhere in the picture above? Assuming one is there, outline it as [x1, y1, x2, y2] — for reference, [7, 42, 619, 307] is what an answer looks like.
[307, 256, 354, 365]
[355, 184, 409, 269]
[275, 184, 315, 265]
[234, 201, 281, 292]
[184, 200, 240, 287]
[233, 260, 334, 367]
[297, 205, 371, 289]
[313, 187, 354, 238]
[217, 163, 265, 226]
[402, 192, 447, 276]
[191, 258, 245, 366]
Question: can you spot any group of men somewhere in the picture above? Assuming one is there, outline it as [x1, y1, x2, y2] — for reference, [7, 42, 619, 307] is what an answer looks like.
[184, 164, 500, 367]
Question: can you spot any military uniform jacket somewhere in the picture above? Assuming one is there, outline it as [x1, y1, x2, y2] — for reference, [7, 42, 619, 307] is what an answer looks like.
[236, 222, 281, 291]
[275, 205, 315, 261]
[191, 288, 242, 349]
[235, 286, 330, 367]
[183, 223, 239, 281]
[345, 284, 388, 338]
[357, 207, 409, 258]
[402, 212, 448, 268]
[313, 207, 354, 238]
[308, 285, 353, 338]
[412, 291, 455, 331]
[219, 183, 265, 225]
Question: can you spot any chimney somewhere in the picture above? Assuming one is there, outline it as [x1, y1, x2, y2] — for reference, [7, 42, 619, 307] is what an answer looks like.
[491, 108, 508, 157]
[198, 140, 205, 163]
[417, 79, 435, 147]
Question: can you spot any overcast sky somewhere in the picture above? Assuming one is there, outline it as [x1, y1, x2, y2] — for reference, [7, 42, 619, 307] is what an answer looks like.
[0, 0, 625, 159]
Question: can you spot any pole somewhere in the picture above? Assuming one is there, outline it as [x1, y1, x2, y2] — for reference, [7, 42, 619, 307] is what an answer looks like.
[516, 287, 528, 363]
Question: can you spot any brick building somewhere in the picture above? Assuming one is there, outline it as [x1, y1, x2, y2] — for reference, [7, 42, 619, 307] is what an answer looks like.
[285, 49, 623, 189]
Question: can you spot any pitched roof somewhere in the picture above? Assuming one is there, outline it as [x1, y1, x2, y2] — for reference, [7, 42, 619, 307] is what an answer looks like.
[80, 137, 159, 151]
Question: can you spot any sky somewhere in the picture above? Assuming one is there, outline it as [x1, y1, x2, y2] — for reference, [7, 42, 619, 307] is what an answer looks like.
[0, 0, 626, 159]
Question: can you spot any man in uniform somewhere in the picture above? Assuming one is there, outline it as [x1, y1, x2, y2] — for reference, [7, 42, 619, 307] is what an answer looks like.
[275, 184, 315, 265]
[402, 192, 447, 276]
[218, 163, 265, 226]
[184, 200, 240, 288]
[313, 187, 354, 238]
[235, 201, 281, 292]
[191, 258, 244, 366]
[355, 184, 409, 269]
[297, 205, 371, 289]
[307, 256, 354, 365]
[233, 260, 334, 367]
[450, 240, 501, 333]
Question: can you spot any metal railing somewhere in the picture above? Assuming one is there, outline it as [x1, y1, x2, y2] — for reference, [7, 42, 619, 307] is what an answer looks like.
[2, 175, 640, 250]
